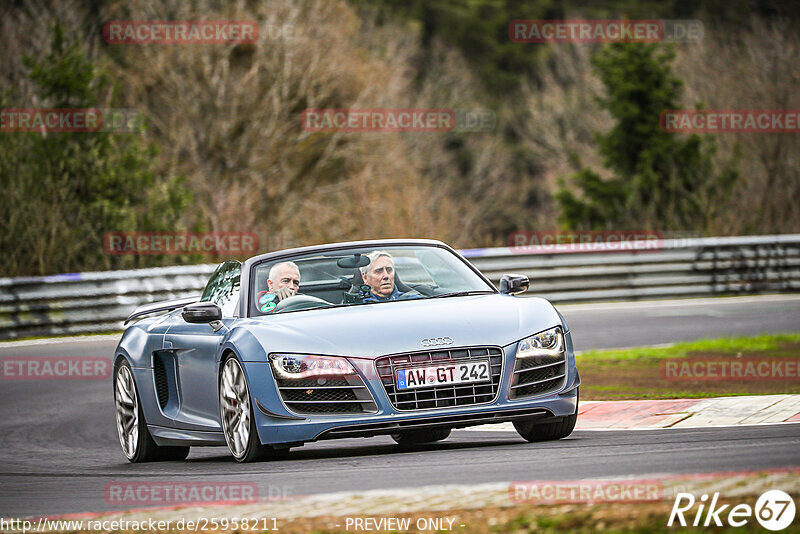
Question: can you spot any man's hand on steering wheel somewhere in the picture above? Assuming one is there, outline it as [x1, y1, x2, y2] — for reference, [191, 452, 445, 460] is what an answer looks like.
[273, 287, 296, 302]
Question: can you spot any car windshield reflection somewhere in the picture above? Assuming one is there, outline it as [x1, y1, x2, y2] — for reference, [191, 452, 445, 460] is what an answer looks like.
[252, 245, 494, 315]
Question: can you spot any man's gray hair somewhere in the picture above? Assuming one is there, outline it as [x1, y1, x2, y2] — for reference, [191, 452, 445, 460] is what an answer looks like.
[268, 261, 300, 282]
[360, 251, 394, 276]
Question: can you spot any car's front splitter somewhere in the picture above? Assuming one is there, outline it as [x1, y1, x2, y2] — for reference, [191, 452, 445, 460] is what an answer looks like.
[245, 370, 578, 445]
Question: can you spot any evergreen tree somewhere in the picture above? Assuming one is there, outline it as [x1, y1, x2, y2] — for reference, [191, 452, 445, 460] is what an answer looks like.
[555, 42, 739, 231]
[0, 23, 189, 276]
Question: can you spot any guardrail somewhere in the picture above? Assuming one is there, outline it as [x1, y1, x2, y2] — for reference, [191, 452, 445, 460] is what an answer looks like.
[1, 234, 798, 340]
[463, 234, 800, 303]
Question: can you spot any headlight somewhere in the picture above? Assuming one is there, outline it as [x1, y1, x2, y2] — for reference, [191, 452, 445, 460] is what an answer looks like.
[516, 326, 564, 358]
[269, 354, 356, 379]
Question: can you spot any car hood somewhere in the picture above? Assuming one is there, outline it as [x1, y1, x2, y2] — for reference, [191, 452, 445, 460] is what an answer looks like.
[235, 294, 562, 360]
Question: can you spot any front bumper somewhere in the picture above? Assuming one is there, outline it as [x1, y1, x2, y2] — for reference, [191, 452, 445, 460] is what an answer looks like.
[242, 336, 580, 445]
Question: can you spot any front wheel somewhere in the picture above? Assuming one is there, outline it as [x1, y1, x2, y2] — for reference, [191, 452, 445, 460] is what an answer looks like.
[219, 356, 287, 462]
[513, 389, 579, 442]
[114, 359, 190, 462]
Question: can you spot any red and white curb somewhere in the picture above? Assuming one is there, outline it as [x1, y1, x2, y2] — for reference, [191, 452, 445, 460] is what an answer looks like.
[466, 394, 800, 432]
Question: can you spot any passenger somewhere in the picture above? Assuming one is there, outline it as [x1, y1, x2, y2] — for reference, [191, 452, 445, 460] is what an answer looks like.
[360, 251, 403, 302]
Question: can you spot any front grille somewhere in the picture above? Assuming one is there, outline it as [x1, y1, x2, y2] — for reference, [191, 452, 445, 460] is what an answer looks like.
[376, 347, 503, 411]
[275, 374, 377, 415]
[153, 355, 169, 409]
[509, 351, 566, 399]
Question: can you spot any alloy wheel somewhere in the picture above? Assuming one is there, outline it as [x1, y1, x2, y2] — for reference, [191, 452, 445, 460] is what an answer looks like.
[114, 365, 139, 459]
[220, 358, 251, 459]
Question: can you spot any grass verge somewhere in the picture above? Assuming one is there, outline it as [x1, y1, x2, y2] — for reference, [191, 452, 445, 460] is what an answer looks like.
[47, 500, 797, 533]
[575, 332, 800, 400]
[291, 500, 800, 533]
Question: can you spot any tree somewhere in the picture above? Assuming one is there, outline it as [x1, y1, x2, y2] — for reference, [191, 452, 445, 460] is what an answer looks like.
[555, 42, 739, 232]
[354, 0, 562, 94]
[0, 23, 189, 276]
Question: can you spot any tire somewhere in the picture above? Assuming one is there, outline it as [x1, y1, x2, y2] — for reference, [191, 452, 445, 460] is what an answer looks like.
[513, 389, 579, 443]
[219, 356, 288, 463]
[391, 428, 451, 446]
[114, 359, 190, 463]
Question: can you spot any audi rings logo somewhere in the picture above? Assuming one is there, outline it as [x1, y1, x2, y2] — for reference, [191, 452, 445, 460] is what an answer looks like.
[421, 337, 454, 347]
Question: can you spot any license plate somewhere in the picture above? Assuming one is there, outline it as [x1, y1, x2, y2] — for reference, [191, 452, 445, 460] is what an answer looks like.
[395, 359, 491, 390]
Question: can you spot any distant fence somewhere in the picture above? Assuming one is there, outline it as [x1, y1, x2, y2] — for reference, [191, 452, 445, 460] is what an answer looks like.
[1, 235, 798, 340]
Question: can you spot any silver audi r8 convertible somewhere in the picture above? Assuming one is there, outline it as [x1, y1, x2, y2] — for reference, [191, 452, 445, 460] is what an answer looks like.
[113, 239, 580, 462]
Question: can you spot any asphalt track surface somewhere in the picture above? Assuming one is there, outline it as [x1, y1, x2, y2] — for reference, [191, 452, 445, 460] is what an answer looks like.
[1, 294, 799, 517]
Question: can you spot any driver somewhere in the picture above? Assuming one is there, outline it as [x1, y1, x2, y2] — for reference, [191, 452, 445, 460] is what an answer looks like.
[360, 251, 403, 302]
[264, 261, 300, 303]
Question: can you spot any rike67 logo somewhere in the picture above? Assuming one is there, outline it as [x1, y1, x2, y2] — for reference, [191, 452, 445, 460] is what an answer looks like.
[669, 490, 796, 531]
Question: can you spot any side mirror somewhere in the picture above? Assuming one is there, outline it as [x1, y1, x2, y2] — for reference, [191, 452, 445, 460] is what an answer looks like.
[182, 301, 222, 323]
[500, 273, 529, 295]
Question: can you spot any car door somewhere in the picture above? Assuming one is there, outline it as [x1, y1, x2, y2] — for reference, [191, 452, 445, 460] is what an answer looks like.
[166, 260, 241, 431]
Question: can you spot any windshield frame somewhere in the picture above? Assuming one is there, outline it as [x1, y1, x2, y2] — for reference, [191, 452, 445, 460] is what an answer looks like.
[241, 240, 497, 318]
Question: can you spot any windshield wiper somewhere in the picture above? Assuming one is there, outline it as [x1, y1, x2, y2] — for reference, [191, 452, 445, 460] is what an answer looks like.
[428, 290, 495, 299]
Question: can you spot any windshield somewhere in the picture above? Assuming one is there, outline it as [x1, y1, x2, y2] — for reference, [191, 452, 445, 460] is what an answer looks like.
[250, 245, 494, 316]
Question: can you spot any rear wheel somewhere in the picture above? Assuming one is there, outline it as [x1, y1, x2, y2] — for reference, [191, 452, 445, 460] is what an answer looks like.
[220, 356, 287, 462]
[391, 428, 451, 446]
[114, 359, 190, 462]
[513, 389, 579, 442]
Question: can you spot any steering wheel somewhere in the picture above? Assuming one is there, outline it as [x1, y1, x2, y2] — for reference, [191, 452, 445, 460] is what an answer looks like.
[272, 295, 333, 313]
